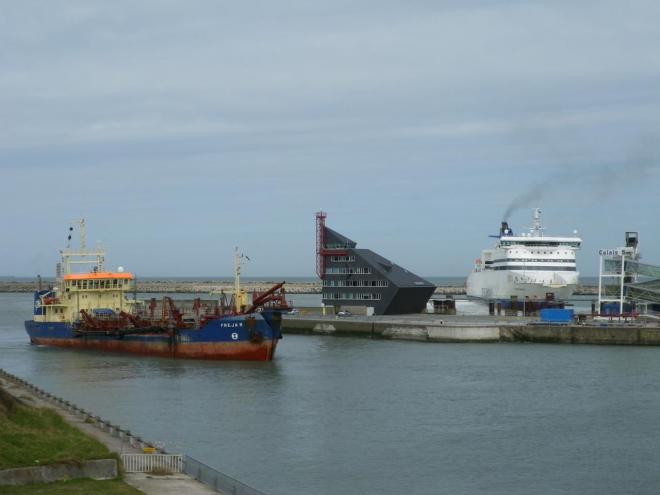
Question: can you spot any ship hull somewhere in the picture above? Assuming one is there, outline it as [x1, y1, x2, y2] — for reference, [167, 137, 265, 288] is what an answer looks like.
[466, 270, 578, 301]
[24, 313, 282, 361]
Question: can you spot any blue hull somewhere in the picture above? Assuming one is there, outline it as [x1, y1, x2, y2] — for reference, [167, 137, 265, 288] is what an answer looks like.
[24, 312, 283, 361]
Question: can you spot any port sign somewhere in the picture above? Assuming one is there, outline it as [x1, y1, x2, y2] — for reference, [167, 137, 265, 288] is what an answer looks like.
[598, 248, 632, 256]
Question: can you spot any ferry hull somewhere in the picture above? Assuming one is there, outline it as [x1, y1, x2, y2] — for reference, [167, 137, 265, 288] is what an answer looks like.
[25, 314, 281, 362]
[466, 270, 578, 301]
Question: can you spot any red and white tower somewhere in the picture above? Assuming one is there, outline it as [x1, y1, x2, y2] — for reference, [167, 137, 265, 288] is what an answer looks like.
[315, 211, 327, 279]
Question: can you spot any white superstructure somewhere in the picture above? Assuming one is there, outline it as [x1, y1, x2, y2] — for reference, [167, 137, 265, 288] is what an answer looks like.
[466, 209, 581, 301]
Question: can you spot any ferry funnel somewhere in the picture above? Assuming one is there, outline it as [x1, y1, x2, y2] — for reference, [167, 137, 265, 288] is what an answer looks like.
[500, 221, 512, 237]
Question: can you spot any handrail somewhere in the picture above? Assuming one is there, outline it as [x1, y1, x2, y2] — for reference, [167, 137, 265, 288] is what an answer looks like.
[121, 453, 183, 473]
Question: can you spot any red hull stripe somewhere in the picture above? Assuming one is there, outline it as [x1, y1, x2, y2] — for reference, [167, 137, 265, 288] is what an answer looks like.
[31, 338, 277, 361]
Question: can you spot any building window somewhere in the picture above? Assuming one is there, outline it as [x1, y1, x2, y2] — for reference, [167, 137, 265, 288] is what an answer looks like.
[325, 267, 372, 275]
[330, 255, 355, 262]
[325, 243, 352, 249]
[322, 292, 382, 301]
[323, 279, 388, 287]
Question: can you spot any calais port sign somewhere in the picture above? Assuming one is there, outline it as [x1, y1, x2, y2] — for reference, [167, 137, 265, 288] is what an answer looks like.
[598, 248, 633, 257]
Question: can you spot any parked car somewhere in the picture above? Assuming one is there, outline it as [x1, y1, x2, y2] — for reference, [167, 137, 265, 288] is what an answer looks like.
[337, 310, 352, 317]
[287, 309, 300, 315]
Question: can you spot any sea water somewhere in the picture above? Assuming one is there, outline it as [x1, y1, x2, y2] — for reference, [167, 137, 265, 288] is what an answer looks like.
[1, 292, 659, 494]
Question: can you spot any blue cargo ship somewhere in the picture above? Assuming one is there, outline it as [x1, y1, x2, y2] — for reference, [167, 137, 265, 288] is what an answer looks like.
[24, 220, 288, 361]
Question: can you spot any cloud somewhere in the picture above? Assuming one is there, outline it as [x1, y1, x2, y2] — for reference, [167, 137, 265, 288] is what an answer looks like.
[1, 0, 660, 275]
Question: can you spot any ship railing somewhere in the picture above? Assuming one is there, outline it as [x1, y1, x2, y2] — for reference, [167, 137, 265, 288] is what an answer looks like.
[183, 455, 268, 495]
[121, 453, 183, 473]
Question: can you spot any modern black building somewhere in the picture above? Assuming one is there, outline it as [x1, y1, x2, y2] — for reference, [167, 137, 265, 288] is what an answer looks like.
[316, 212, 435, 315]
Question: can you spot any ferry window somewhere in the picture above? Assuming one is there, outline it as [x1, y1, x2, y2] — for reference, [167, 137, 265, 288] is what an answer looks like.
[82, 280, 87, 289]
[113, 279, 118, 288]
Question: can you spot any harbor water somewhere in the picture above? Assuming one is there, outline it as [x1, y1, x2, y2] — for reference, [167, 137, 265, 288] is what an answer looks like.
[1, 292, 660, 494]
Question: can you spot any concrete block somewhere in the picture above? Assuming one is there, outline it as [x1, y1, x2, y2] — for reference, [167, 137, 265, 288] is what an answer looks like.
[0, 459, 118, 486]
[312, 323, 337, 334]
[427, 326, 500, 342]
[380, 326, 428, 341]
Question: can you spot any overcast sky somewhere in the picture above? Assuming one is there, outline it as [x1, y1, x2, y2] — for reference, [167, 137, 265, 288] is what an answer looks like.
[1, 1, 659, 278]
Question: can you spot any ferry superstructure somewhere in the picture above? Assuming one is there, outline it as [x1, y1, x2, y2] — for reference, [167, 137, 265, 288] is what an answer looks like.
[466, 209, 581, 302]
[24, 220, 288, 361]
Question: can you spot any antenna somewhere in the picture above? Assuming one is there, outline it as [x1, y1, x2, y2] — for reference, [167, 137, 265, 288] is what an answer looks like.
[79, 218, 86, 251]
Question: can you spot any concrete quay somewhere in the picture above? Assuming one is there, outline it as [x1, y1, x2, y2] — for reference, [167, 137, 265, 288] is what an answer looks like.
[282, 314, 660, 345]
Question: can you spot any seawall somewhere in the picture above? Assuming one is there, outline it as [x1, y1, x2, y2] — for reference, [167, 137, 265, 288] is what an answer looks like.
[283, 316, 660, 345]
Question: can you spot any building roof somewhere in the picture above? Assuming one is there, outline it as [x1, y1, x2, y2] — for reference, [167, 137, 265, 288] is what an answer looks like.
[354, 248, 434, 288]
[324, 227, 357, 248]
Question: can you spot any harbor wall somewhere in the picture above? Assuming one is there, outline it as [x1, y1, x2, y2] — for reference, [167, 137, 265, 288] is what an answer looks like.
[283, 318, 500, 342]
[282, 318, 660, 345]
[500, 325, 660, 345]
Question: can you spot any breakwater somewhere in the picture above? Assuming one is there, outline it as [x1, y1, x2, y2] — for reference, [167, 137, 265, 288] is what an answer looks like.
[0, 279, 599, 295]
[282, 315, 660, 345]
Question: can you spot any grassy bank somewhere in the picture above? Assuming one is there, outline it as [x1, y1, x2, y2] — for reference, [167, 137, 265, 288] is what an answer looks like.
[0, 388, 110, 469]
[0, 386, 142, 494]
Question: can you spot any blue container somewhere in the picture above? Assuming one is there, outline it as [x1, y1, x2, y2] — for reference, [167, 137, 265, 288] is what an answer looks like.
[539, 308, 574, 323]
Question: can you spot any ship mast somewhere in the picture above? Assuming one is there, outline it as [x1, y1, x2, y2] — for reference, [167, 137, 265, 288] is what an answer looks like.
[234, 247, 249, 313]
[59, 218, 105, 281]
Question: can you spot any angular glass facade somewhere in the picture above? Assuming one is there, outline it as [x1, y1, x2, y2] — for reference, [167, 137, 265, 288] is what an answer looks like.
[319, 226, 435, 315]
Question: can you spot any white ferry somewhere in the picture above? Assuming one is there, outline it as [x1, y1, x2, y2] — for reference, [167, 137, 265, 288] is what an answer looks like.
[466, 209, 581, 301]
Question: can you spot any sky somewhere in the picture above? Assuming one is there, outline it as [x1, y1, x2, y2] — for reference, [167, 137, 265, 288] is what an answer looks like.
[1, 0, 659, 278]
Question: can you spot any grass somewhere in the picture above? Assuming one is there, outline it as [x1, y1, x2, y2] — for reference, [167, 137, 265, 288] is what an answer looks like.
[0, 478, 144, 494]
[0, 388, 110, 469]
